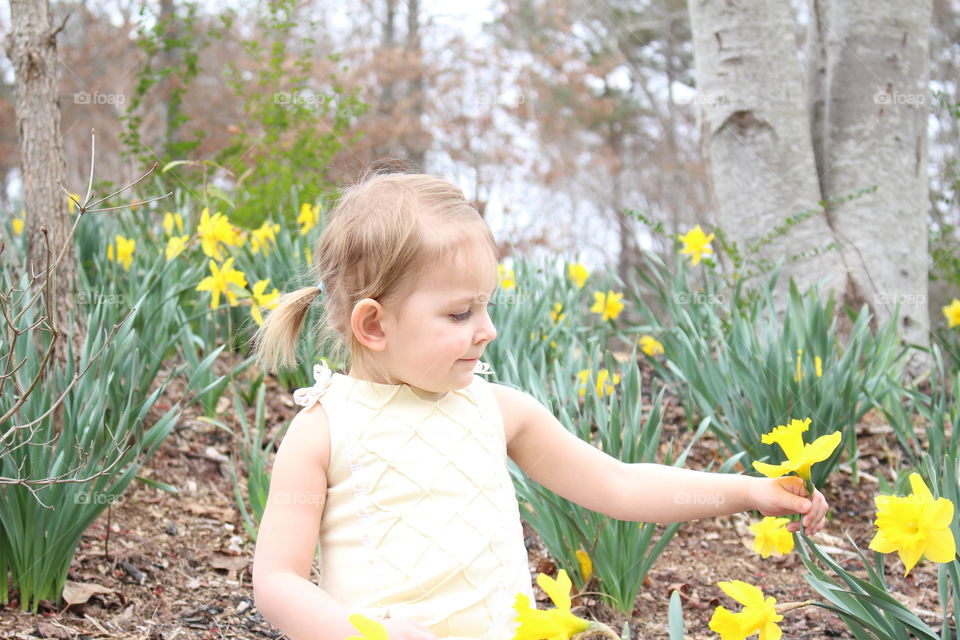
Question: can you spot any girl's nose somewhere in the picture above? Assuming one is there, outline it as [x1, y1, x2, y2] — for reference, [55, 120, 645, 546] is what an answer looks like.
[476, 311, 497, 344]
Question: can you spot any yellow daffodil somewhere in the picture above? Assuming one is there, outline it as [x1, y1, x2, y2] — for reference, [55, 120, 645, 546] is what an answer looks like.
[639, 335, 664, 356]
[498, 264, 516, 290]
[751, 418, 841, 483]
[106, 235, 135, 270]
[298, 202, 319, 235]
[814, 356, 822, 378]
[709, 580, 783, 640]
[793, 349, 804, 382]
[345, 613, 387, 640]
[196, 257, 248, 309]
[590, 290, 624, 322]
[550, 302, 565, 324]
[67, 193, 81, 214]
[250, 220, 281, 255]
[577, 369, 621, 398]
[567, 262, 589, 289]
[12, 215, 24, 236]
[163, 211, 184, 236]
[250, 279, 280, 325]
[165, 235, 190, 261]
[679, 225, 715, 266]
[749, 517, 795, 559]
[575, 550, 592, 583]
[513, 570, 591, 640]
[198, 207, 242, 260]
[944, 299, 960, 328]
[868, 472, 957, 576]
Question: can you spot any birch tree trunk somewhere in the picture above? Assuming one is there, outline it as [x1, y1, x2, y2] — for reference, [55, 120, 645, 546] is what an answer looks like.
[687, 0, 845, 293]
[813, 0, 933, 351]
[4, 0, 75, 368]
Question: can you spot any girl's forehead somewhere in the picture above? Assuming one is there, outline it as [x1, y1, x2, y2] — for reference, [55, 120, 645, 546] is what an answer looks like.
[417, 243, 497, 292]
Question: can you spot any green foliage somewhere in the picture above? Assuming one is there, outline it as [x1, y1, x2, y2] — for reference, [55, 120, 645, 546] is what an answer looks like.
[877, 345, 960, 470]
[633, 251, 906, 487]
[795, 533, 940, 640]
[203, 380, 283, 542]
[122, 2, 210, 174]
[214, 0, 367, 227]
[0, 252, 219, 611]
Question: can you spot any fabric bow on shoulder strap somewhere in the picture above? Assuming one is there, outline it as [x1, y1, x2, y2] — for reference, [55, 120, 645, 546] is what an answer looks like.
[292, 361, 334, 409]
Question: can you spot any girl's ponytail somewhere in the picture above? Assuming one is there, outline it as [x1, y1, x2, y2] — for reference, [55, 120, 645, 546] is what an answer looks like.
[252, 285, 322, 373]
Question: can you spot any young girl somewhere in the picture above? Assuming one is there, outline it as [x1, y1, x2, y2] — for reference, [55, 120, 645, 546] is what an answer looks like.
[251, 168, 828, 640]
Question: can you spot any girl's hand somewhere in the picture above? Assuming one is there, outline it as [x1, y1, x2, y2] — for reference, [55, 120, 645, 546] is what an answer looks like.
[382, 617, 440, 640]
[750, 476, 829, 535]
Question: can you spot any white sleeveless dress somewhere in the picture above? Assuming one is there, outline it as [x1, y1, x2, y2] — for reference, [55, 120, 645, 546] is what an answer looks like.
[292, 362, 533, 639]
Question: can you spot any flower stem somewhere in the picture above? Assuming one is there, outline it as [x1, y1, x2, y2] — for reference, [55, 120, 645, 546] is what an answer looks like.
[572, 621, 622, 640]
[775, 600, 814, 614]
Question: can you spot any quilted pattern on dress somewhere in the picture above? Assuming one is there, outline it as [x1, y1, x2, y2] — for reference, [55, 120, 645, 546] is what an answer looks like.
[294, 363, 532, 639]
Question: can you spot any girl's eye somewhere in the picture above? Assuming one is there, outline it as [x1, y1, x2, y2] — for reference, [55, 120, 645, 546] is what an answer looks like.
[450, 310, 472, 322]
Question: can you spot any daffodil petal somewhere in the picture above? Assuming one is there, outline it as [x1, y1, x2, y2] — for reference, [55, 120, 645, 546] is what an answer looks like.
[923, 527, 958, 563]
[899, 542, 925, 575]
[718, 580, 765, 608]
[751, 461, 791, 479]
[537, 570, 573, 611]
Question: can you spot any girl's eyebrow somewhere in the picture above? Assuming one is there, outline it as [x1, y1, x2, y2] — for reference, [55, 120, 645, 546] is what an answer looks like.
[451, 292, 494, 305]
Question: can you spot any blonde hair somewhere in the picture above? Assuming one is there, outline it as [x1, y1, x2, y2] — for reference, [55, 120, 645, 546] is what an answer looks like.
[253, 165, 497, 373]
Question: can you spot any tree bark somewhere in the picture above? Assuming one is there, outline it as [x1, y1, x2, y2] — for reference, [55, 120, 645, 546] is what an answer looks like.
[4, 0, 75, 368]
[687, 0, 845, 293]
[405, 0, 427, 169]
[814, 0, 933, 352]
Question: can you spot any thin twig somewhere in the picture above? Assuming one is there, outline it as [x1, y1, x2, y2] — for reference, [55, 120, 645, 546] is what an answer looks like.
[87, 162, 160, 208]
[84, 128, 95, 206]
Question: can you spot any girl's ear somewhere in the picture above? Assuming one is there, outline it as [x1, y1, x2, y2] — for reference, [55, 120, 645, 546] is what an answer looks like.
[351, 298, 387, 351]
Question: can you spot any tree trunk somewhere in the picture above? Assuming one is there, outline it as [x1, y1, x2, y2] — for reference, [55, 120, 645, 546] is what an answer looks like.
[406, 0, 427, 169]
[687, 0, 844, 293]
[814, 0, 932, 353]
[4, 0, 74, 368]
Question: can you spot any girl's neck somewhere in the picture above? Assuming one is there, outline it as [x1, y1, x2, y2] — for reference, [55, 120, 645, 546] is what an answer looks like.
[346, 360, 446, 401]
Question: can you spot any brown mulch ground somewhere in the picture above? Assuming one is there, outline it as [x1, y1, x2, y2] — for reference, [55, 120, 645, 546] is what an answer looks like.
[0, 358, 946, 639]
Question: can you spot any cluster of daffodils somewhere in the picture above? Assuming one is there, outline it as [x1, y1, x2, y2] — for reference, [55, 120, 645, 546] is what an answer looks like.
[723, 417, 957, 640]
[94, 201, 305, 326]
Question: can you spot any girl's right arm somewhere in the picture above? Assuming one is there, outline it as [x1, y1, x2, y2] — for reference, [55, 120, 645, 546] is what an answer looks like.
[252, 405, 438, 640]
[251, 405, 360, 640]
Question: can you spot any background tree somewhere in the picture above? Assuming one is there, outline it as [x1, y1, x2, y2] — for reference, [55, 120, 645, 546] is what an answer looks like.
[688, 0, 933, 353]
[4, 0, 75, 367]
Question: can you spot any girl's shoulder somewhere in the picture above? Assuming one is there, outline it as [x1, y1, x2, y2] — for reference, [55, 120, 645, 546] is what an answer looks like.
[278, 400, 332, 473]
